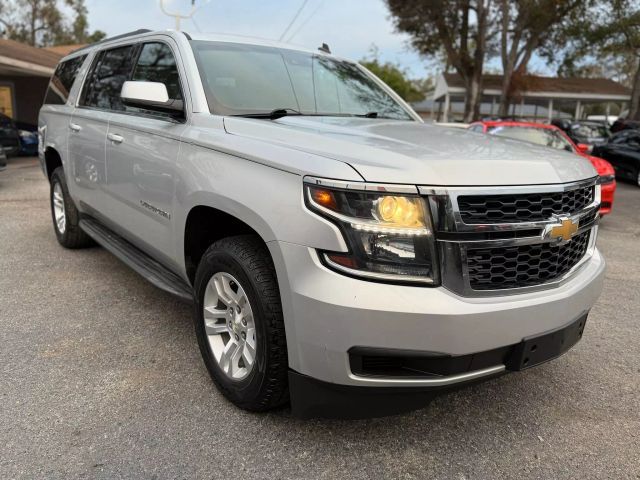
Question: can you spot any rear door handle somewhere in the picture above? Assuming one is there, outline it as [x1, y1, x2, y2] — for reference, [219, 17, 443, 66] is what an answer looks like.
[107, 133, 124, 144]
[69, 123, 82, 132]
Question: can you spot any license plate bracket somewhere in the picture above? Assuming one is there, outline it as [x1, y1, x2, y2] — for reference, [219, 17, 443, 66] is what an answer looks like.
[506, 314, 588, 371]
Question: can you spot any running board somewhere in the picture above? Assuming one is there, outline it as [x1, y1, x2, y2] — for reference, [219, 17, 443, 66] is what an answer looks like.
[79, 217, 194, 303]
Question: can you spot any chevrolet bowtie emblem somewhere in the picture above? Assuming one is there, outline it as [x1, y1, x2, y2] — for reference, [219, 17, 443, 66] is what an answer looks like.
[545, 217, 579, 243]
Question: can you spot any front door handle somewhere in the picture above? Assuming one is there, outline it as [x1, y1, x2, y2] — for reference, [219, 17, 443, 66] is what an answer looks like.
[107, 133, 124, 144]
[69, 123, 82, 132]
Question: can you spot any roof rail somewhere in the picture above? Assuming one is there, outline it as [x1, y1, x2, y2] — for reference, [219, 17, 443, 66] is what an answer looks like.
[71, 29, 153, 54]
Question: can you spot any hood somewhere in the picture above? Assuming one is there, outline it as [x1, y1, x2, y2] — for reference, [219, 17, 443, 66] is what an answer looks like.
[223, 117, 597, 186]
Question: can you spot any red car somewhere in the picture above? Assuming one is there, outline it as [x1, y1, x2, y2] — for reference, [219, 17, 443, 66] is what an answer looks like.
[468, 121, 616, 215]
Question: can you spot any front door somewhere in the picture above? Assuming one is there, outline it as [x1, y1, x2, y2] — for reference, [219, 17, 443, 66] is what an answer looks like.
[104, 41, 187, 268]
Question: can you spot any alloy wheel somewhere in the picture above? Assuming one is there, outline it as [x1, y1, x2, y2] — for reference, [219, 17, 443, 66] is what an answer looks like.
[203, 272, 257, 381]
[52, 181, 66, 234]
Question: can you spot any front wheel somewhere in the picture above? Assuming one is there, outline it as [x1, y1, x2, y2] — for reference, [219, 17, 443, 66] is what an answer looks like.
[194, 235, 289, 411]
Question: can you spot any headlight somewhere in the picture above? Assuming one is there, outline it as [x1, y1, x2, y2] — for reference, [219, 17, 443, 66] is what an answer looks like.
[304, 179, 439, 285]
[599, 174, 615, 184]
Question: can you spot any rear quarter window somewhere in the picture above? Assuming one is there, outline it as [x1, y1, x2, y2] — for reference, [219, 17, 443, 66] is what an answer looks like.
[44, 55, 87, 105]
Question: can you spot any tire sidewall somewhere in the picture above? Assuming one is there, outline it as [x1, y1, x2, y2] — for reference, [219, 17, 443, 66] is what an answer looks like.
[50, 169, 69, 244]
[194, 248, 270, 405]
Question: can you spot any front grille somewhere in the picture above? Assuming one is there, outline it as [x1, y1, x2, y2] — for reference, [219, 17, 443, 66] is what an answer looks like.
[458, 185, 594, 224]
[466, 230, 591, 290]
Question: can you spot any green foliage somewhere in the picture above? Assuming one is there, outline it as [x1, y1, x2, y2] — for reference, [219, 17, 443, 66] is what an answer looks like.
[386, 0, 492, 121]
[548, 0, 640, 118]
[361, 53, 430, 103]
[0, 0, 105, 47]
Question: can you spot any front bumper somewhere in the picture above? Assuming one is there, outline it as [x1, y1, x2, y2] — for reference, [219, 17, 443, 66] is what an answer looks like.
[269, 241, 605, 390]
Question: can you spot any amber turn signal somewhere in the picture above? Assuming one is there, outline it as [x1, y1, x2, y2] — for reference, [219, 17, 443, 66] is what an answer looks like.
[310, 187, 337, 210]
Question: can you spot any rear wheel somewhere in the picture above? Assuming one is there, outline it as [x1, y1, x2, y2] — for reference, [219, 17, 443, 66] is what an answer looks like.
[194, 235, 289, 411]
[50, 167, 93, 248]
[636, 168, 640, 188]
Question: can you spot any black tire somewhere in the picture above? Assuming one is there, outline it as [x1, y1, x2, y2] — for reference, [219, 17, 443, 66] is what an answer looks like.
[194, 235, 289, 411]
[50, 167, 93, 249]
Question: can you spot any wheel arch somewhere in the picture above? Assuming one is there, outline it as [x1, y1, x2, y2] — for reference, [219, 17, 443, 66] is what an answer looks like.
[182, 199, 278, 285]
[44, 146, 63, 181]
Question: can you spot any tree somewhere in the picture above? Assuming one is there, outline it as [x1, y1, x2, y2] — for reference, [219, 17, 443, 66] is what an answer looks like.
[0, 0, 105, 47]
[496, 0, 586, 116]
[361, 49, 431, 103]
[551, 0, 640, 120]
[386, 0, 495, 122]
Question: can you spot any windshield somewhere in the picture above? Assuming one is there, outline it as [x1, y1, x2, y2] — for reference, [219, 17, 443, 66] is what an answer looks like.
[572, 123, 610, 139]
[488, 126, 575, 152]
[190, 41, 413, 120]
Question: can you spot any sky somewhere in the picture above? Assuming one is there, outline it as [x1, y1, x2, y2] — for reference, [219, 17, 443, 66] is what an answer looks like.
[85, 0, 551, 81]
[85, 0, 432, 78]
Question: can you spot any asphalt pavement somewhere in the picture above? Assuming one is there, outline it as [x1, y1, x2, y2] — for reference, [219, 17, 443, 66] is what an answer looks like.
[1, 157, 639, 479]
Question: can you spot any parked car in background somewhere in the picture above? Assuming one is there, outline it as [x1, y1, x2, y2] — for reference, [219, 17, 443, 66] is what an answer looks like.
[610, 118, 640, 133]
[587, 115, 617, 126]
[0, 149, 7, 172]
[551, 119, 611, 148]
[0, 113, 20, 157]
[593, 130, 640, 188]
[469, 121, 616, 215]
[18, 129, 38, 156]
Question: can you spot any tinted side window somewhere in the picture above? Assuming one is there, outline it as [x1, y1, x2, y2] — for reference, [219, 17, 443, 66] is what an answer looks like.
[81, 45, 137, 111]
[44, 55, 87, 105]
[132, 43, 182, 100]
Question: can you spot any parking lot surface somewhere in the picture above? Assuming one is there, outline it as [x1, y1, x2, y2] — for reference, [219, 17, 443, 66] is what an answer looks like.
[1, 157, 639, 479]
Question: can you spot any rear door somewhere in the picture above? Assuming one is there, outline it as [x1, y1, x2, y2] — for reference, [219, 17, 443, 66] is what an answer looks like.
[68, 45, 137, 216]
[103, 40, 188, 266]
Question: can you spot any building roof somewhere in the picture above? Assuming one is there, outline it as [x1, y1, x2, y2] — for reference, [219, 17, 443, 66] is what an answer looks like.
[44, 44, 87, 57]
[0, 39, 62, 76]
[435, 73, 631, 101]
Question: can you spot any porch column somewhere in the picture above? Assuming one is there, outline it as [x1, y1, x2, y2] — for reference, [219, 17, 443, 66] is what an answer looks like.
[548, 99, 554, 122]
[520, 98, 525, 117]
[490, 96, 496, 116]
[574, 100, 582, 119]
[606, 102, 611, 123]
[443, 93, 450, 123]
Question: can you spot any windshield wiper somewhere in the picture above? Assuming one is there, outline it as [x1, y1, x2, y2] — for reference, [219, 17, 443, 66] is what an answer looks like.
[356, 112, 379, 118]
[234, 109, 400, 121]
[234, 108, 303, 120]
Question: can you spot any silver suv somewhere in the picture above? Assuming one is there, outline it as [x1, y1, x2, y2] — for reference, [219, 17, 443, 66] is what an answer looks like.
[39, 30, 605, 418]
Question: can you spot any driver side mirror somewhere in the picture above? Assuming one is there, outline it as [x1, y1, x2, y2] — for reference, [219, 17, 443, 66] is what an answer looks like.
[121, 81, 184, 118]
[576, 143, 591, 154]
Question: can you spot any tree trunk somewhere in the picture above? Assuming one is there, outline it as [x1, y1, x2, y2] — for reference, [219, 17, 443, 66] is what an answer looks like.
[464, 71, 483, 122]
[629, 60, 640, 120]
[498, 73, 513, 117]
